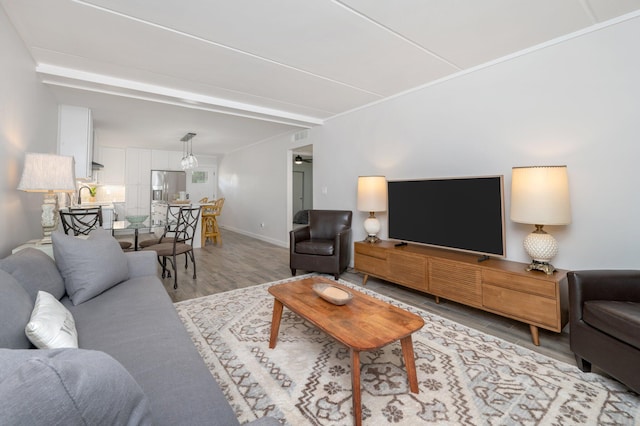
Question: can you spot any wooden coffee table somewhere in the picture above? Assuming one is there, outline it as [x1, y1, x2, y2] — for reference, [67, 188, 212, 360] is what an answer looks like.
[268, 276, 424, 426]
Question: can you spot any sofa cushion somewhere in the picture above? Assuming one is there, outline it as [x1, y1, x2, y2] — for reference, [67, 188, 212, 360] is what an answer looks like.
[26, 291, 78, 349]
[52, 230, 129, 305]
[0, 348, 151, 425]
[583, 300, 640, 350]
[0, 247, 65, 301]
[0, 270, 33, 349]
[62, 276, 241, 426]
[296, 239, 334, 256]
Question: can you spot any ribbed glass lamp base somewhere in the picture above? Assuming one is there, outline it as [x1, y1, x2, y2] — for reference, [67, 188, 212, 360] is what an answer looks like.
[523, 225, 558, 275]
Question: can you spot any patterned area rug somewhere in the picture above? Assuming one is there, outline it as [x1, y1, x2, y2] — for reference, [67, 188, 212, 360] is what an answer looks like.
[175, 275, 640, 425]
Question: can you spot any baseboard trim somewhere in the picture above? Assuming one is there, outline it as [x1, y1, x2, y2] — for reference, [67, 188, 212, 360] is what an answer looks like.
[220, 225, 288, 248]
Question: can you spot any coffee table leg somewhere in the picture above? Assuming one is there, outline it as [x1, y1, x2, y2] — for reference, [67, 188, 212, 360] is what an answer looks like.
[269, 299, 284, 349]
[351, 349, 362, 426]
[400, 335, 419, 394]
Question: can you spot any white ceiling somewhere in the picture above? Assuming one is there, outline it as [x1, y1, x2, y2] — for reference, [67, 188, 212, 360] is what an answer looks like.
[3, 0, 640, 156]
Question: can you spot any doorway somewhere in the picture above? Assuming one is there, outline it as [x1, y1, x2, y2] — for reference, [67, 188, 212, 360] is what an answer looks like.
[291, 145, 313, 228]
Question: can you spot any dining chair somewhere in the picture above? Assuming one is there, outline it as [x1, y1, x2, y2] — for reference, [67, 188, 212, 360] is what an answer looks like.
[60, 207, 132, 250]
[139, 204, 182, 249]
[201, 197, 224, 246]
[59, 207, 103, 236]
[142, 206, 201, 289]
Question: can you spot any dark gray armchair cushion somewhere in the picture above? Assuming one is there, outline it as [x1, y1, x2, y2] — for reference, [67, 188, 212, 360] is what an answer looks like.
[0, 248, 65, 301]
[583, 300, 640, 350]
[52, 230, 129, 305]
[0, 348, 152, 425]
[0, 270, 33, 349]
[295, 240, 334, 256]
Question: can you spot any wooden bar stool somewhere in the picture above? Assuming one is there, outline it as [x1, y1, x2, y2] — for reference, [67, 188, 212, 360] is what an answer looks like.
[201, 198, 224, 246]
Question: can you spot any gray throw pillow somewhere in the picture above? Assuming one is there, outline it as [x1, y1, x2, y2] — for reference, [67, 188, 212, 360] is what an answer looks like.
[52, 231, 129, 305]
[0, 248, 65, 301]
[0, 270, 33, 349]
[0, 348, 152, 425]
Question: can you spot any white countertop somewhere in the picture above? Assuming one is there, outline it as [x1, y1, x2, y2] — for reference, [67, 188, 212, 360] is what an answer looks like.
[70, 202, 115, 209]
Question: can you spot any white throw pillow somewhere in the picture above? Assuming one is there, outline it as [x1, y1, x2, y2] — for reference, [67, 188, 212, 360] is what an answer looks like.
[25, 291, 78, 349]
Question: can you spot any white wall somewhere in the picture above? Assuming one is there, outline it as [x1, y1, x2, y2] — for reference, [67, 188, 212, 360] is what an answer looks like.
[220, 15, 640, 271]
[0, 7, 59, 256]
[218, 133, 305, 246]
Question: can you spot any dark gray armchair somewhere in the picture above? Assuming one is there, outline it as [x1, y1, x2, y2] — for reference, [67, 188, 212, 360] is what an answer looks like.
[568, 270, 640, 393]
[290, 210, 352, 280]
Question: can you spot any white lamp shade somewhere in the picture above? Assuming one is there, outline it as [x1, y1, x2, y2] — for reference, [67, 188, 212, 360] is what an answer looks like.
[18, 153, 76, 192]
[510, 166, 571, 225]
[357, 176, 387, 212]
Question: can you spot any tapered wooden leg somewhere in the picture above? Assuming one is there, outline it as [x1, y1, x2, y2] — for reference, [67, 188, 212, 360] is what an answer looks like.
[529, 324, 540, 346]
[401, 335, 419, 394]
[269, 299, 284, 349]
[351, 349, 362, 426]
[361, 274, 369, 286]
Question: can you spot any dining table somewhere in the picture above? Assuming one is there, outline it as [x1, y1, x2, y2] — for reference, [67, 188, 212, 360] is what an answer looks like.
[111, 219, 165, 251]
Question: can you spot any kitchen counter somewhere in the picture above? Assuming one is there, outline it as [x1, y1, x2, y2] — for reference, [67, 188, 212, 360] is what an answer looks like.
[71, 202, 115, 209]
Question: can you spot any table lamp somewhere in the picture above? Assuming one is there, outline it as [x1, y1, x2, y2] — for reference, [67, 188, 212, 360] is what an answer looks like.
[18, 153, 76, 243]
[510, 165, 571, 274]
[357, 176, 387, 243]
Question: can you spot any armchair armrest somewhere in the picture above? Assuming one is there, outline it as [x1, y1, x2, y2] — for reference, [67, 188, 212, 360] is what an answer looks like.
[290, 226, 311, 252]
[334, 228, 352, 250]
[335, 227, 352, 263]
[125, 251, 158, 278]
[568, 270, 640, 321]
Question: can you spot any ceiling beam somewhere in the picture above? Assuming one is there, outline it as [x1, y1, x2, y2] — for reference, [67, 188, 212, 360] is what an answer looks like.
[36, 64, 324, 128]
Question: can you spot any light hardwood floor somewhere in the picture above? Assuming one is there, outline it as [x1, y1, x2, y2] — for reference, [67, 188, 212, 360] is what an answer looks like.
[142, 228, 575, 365]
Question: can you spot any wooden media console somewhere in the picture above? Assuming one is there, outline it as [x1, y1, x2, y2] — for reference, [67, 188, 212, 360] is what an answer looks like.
[354, 240, 568, 346]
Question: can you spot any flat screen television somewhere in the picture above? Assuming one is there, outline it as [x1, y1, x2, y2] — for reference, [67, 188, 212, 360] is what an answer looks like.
[387, 175, 506, 258]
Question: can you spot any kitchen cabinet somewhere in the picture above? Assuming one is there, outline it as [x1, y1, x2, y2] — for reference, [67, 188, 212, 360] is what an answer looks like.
[58, 105, 93, 179]
[168, 151, 184, 170]
[101, 206, 114, 230]
[151, 149, 186, 171]
[96, 147, 125, 185]
[125, 148, 151, 216]
[151, 150, 170, 170]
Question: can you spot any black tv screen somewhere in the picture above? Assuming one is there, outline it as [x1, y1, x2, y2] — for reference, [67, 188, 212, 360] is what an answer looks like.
[387, 176, 506, 258]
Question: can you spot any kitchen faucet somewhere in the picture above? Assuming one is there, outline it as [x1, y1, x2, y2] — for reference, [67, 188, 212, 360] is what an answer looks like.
[77, 185, 91, 205]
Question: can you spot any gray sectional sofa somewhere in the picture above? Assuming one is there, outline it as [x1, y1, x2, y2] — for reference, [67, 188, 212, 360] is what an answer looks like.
[0, 230, 277, 425]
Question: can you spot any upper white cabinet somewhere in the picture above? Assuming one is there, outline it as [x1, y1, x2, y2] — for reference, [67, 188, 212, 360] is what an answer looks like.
[168, 151, 184, 170]
[96, 147, 126, 185]
[58, 105, 93, 179]
[151, 150, 169, 170]
[151, 149, 184, 171]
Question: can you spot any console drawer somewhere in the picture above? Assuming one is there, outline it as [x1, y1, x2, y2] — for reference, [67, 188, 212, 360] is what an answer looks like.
[483, 270, 556, 298]
[354, 254, 389, 278]
[355, 243, 388, 260]
[483, 284, 558, 329]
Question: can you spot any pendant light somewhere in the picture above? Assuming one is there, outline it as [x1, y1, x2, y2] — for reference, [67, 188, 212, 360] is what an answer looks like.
[180, 132, 198, 170]
[187, 138, 198, 169]
[180, 139, 188, 170]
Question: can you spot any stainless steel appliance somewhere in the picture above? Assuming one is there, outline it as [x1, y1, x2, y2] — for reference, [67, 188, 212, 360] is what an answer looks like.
[150, 170, 187, 225]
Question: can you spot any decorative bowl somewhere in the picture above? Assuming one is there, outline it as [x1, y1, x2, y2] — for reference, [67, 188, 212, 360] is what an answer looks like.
[125, 215, 148, 224]
[312, 283, 353, 306]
